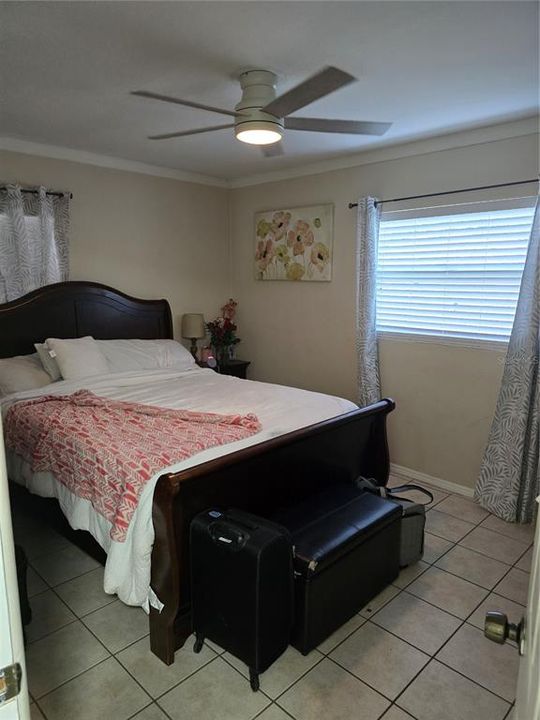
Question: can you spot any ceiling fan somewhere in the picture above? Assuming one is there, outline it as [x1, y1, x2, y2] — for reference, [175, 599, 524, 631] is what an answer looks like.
[132, 66, 392, 156]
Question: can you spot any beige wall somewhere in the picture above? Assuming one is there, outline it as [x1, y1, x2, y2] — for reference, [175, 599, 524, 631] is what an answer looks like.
[1, 132, 538, 491]
[230, 133, 539, 489]
[0, 150, 230, 338]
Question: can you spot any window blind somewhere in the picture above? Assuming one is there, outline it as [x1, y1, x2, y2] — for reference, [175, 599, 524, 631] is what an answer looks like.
[376, 205, 535, 342]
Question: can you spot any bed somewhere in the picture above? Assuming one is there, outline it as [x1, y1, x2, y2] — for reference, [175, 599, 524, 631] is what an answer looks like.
[0, 281, 395, 664]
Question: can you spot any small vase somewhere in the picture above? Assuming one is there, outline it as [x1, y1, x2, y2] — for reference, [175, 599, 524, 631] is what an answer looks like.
[214, 346, 228, 367]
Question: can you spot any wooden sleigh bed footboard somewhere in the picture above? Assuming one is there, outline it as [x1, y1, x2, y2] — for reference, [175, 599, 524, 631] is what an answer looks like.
[149, 397, 394, 664]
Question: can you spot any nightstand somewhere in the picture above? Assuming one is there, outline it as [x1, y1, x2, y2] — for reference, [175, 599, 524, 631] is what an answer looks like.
[218, 359, 250, 379]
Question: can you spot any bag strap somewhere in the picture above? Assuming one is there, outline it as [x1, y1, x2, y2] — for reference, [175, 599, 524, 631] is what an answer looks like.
[355, 477, 434, 505]
[387, 484, 434, 505]
[355, 477, 384, 495]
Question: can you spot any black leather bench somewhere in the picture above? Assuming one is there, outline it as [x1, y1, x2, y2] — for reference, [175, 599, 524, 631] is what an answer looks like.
[275, 485, 401, 654]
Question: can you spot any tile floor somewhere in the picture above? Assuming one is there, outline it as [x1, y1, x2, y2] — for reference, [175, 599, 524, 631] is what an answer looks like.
[12, 477, 535, 720]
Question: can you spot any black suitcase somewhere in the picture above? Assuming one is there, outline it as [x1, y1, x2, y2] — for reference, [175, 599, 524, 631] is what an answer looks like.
[190, 508, 294, 691]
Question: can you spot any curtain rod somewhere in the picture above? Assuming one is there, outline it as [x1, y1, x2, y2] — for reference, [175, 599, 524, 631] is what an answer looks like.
[0, 186, 73, 199]
[348, 178, 539, 209]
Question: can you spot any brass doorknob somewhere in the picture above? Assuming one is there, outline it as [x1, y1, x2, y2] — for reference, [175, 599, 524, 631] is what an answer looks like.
[484, 611, 523, 646]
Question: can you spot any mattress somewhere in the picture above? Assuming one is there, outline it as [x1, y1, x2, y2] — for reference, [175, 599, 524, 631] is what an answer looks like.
[2, 367, 357, 610]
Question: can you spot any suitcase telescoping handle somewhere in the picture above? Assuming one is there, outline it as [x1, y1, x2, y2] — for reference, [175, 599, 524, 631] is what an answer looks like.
[356, 477, 434, 506]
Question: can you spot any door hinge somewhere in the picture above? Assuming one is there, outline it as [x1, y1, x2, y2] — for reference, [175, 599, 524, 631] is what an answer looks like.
[0, 663, 22, 705]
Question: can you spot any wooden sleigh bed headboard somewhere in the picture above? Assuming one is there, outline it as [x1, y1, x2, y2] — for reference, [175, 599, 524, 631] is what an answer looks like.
[0, 281, 173, 358]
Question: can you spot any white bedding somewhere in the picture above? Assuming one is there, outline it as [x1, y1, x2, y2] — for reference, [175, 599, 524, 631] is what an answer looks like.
[2, 367, 356, 611]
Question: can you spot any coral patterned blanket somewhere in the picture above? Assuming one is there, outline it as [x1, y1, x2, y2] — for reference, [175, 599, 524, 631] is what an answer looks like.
[5, 390, 261, 542]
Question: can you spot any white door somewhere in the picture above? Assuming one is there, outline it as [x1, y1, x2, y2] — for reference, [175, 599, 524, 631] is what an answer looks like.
[514, 498, 540, 720]
[0, 419, 30, 720]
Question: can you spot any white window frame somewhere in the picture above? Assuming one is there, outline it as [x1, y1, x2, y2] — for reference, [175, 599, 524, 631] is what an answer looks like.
[376, 196, 537, 350]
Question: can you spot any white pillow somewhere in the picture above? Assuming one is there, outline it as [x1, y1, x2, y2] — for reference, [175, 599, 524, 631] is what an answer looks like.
[46, 336, 109, 380]
[34, 342, 62, 381]
[0, 353, 52, 396]
[97, 339, 196, 373]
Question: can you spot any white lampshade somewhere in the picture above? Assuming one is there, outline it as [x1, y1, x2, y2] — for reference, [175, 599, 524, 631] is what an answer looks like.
[181, 313, 205, 339]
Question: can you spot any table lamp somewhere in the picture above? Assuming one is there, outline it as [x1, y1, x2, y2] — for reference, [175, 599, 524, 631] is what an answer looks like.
[181, 313, 205, 359]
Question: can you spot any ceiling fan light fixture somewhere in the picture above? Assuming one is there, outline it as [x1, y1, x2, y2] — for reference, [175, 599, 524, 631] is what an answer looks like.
[235, 121, 282, 145]
[135, 66, 393, 153]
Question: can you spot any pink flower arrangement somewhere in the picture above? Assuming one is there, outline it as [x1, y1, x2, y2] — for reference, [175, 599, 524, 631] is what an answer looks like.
[206, 299, 241, 351]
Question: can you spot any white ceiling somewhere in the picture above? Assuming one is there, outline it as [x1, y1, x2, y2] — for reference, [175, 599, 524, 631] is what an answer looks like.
[1, 1, 538, 182]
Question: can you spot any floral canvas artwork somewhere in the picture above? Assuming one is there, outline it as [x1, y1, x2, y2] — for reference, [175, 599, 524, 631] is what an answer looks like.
[254, 204, 333, 281]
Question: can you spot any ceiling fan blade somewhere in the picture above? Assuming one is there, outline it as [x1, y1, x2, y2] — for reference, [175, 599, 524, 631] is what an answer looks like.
[148, 124, 235, 140]
[285, 117, 392, 136]
[262, 67, 356, 119]
[261, 141, 284, 157]
[132, 90, 239, 118]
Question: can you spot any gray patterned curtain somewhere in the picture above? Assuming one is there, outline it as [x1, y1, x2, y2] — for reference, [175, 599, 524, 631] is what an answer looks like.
[356, 197, 381, 406]
[0, 185, 70, 303]
[475, 198, 540, 523]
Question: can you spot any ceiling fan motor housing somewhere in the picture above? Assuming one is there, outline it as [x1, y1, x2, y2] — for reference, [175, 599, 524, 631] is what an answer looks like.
[235, 69, 284, 137]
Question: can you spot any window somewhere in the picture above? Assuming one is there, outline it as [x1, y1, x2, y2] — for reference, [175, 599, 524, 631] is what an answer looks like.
[376, 203, 536, 343]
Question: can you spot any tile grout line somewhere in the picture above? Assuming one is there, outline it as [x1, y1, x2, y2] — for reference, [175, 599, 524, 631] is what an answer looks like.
[252, 699, 299, 720]
[433, 652, 517, 705]
[22, 492, 531, 719]
[29, 518, 480, 717]
[422, 562, 514, 595]
[423, 499, 505, 568]
[367, 597, 459, 650]
[239, 587, 411, 709]
[31, 656, 112, 713]
[315, 653, 396, 706]
[26, 615, 80, 646]
[390, 629, 513, 714]
[375, 505, 519, 711]
[503, 702, 515, 719]
[326, 626, 430, 706]
[388, 595, 517, 710]
[388, 490, 532, 718]
[147, 647, 223, 706]
[434, 539, 515, 565]
[28, 557, 105, 592]
[25, 562, 56, 593]
[396, 505, 494, 622]
[31, 574, 265, 717]
[124, 700, 167, 720]
[421, 532, 530, 609]
[127, 699, 176, 720]
[141, 495, 527, 717]
[19, 511, 281, 714]
[35, 581, 156, 713]
[219, 649, 314, 704]
[144, 649, 274, 710]
[112, 630, 154, 657]
[383, 702, 419, 720]
[425, 505, 534, 549]
[484, 535, 536, 611]
[316, 615, 369, 656]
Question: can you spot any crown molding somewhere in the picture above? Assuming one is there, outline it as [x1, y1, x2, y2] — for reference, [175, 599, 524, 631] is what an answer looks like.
[0, 137, 228, 188]
[1, 115, 537, 190]
[228, 115, 539, 189]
